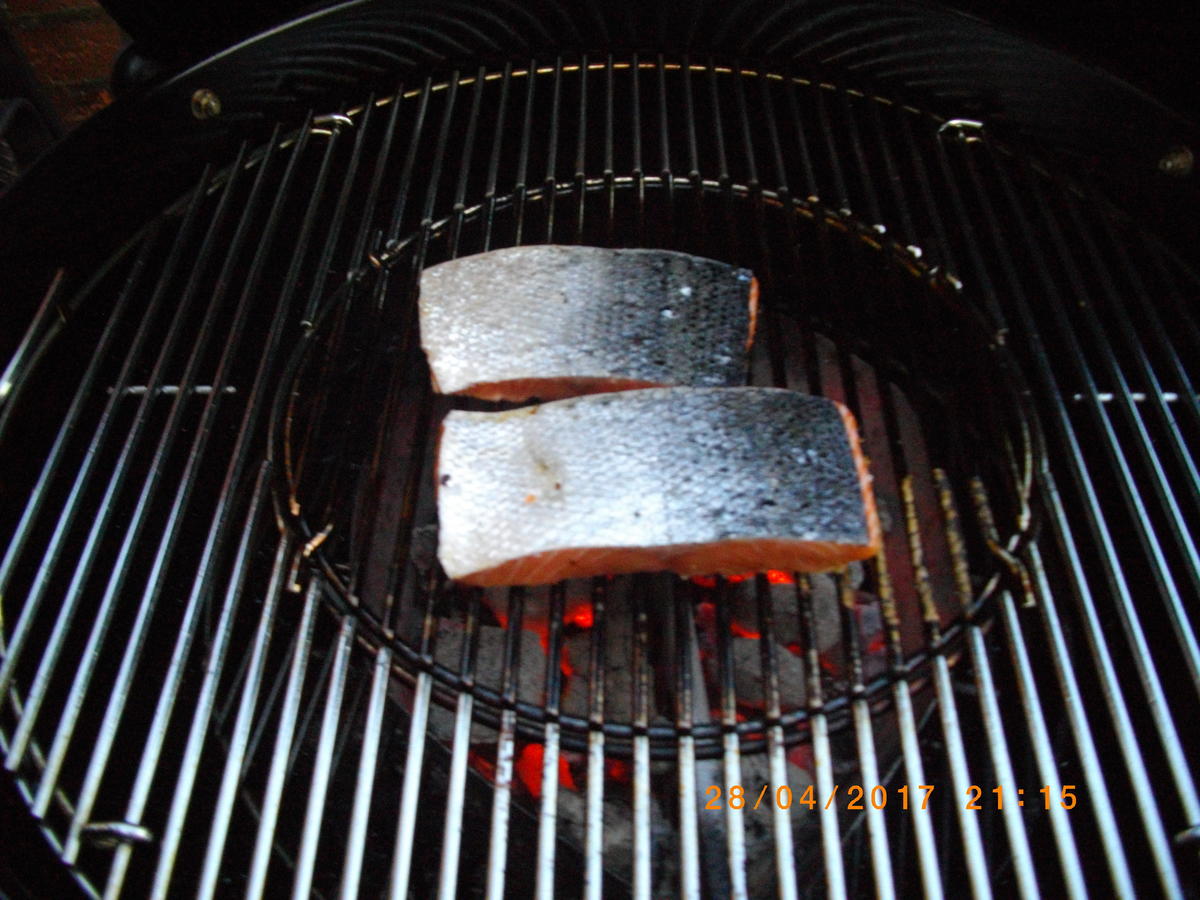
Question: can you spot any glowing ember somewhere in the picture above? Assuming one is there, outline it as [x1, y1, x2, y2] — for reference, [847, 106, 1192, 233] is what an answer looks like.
[468, 750, 496, 782]
[605, 758, 632, 783]
[493, 597, 594, 652]
[691, 570, 795, 588]
[559, 645, 576, 679]
[516, 743, 579, 798]
[565, 603, 594, 628]
[730, 620, 761, 640]
[516, 616, 551, 652]
[787, 744, 814, 771]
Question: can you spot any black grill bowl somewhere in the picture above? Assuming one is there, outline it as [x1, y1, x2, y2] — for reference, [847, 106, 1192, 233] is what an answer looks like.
[1, 4, 1199, 899]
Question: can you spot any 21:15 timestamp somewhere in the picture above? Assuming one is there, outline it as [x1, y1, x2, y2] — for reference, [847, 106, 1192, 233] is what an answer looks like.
[702, 784, 1079, 811]
[968, 785, 1077, 810]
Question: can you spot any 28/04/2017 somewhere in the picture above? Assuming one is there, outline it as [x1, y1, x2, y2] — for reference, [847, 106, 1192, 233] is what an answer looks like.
[704, 784, 1079, 811]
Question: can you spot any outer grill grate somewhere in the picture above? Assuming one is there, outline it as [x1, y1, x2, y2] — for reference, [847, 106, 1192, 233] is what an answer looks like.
[0, 57, 1198, 898]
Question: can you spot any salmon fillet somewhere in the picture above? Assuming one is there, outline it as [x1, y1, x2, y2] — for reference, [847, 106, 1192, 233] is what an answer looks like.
[435, 387, 881, 586]
[419, 245, 758, 401]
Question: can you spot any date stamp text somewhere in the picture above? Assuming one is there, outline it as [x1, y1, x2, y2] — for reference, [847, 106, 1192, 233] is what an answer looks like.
[703, 784, 1078, 811]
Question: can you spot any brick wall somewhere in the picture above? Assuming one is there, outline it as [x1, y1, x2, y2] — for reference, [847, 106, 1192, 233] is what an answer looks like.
[1, 0, 122, 129]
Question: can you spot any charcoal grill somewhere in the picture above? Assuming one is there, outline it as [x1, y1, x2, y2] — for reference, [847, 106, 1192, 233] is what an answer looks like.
[2, 2, 1200, 898]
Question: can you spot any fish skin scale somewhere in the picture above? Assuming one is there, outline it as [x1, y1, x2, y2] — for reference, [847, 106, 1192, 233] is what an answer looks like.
[436, 387, 879, 585]
[419, 246, 756, 400]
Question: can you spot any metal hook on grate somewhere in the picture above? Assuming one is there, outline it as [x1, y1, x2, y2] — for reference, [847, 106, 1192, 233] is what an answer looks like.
[938, 118, 986, 143]
[311, 113, 355, 136]
[79, 821, 154, 849]
[970, 477, 1037, 608]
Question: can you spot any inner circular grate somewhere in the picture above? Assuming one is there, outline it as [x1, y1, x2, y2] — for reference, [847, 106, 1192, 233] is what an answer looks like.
[273, 168, 1039, 761]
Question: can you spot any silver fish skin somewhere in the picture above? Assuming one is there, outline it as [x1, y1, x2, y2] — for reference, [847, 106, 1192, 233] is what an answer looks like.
[435, 387, 879, 585]
[419, 245, 757, 400]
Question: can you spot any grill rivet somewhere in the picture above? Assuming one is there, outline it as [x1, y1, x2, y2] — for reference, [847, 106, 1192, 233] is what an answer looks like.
[1158, 145, 1194, 177]
[191, 88, 222, 120]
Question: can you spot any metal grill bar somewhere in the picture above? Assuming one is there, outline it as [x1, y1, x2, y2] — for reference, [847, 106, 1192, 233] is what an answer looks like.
[1036, 475, 1185, 895]
[1066, 201, 1200, 590]
[631, 583, 652, 899]
[341, 644, 391, 900]
[291, 615, 355, 899]
[905, 478, 992, 898]
[993, 581, 1088, 899]
[8, 147, 257, 796]
[1076, 198, 1200, 505]
[674, 585, 703, 899]
[795, 572, 845, 898]
[0, 167, 214, 710]
[195, 467, 286, 900]
[0, 269, 66, 439]
[775, 84, 945, 898]
[752, 581, 794, 900]
[435, 594, 477, 899]
[0, 238, 157, 652]
[389, 573, 438, 898]
[1138, 240, 1200, 426]
[939, 476, 1037, 898]
[878, 559, 943, 897]
[81, 132, 269, 895]
[245, 575, 317, 899]
[945, 137, 1187, 893]
[484, 587, 525, 900]
[535, 585, 567, 899]
[922, 137, 1135, 897]
[145, 470, 275, 898]
[972, 142, 1193, 894]
[583, 578, 607, 900]
[841, 583, 894, 900]
[916, 125, 1161, 900]
[715, 601, 750, 899]
[1027, 166, 1200, 677]
[47, 119, 308, 841]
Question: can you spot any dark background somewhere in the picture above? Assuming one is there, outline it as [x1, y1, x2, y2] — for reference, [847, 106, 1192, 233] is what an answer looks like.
[951, 0, 1200, 123]
[93, 0, 1200, 123]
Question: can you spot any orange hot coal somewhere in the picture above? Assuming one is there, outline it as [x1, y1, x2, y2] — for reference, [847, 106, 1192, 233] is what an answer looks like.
[493, 596, 595, 650]
[468, 750, 497, 783]
[565, 603, 594, 628]
[605, 758, 632, 783]
[516, 743, 579, 798]
[559, 644, 576, 680]
[691, 570, 795, 588]
[730, 620, 760, 640]
[787, 743, 814, 772]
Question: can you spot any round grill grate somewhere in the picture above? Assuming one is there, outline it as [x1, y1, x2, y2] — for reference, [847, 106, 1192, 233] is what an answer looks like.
[272, 103, 1039, 762]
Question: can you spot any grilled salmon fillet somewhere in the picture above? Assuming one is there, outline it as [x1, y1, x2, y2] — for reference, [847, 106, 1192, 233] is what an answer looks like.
[435, 387, 880, 586]
[419, 245, 758, 401]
